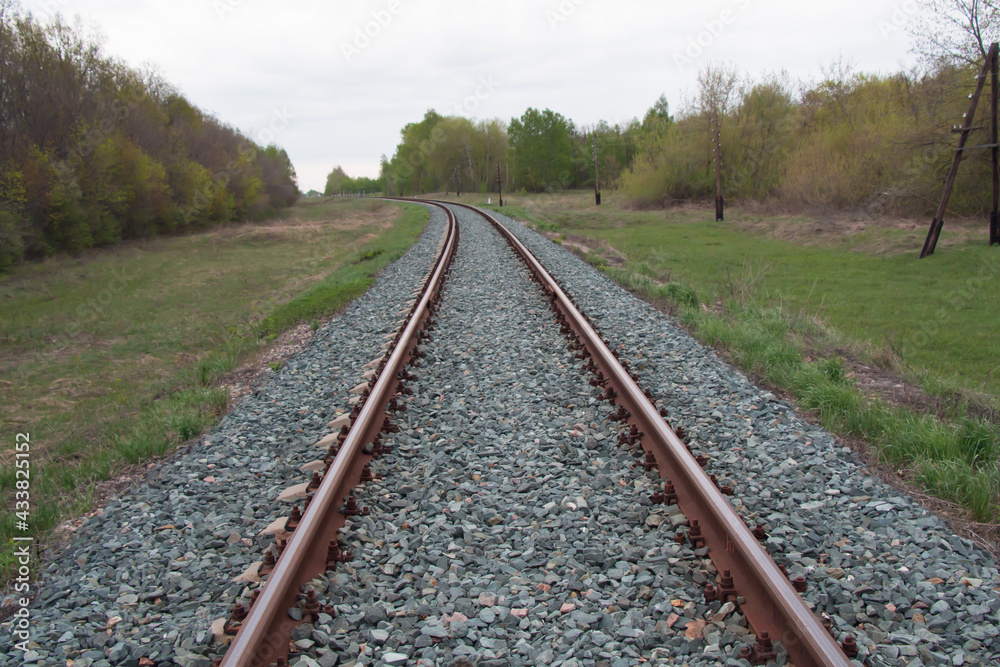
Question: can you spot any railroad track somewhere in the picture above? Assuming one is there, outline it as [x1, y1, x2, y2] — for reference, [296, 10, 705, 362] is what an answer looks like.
[10, 198, 997, 667]
[214, 201, 853, 666]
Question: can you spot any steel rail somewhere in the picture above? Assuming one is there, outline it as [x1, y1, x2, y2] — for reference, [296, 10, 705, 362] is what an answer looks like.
[220, 201, 457, 667]
[443, 201, 851, 667]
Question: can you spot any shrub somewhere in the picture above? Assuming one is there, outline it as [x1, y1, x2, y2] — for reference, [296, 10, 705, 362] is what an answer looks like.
[0, 208, 25, 271]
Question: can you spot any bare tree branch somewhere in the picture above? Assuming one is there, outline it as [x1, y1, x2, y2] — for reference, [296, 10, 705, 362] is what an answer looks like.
[910, 0, 999, 65]
[696, 62, 740, 117]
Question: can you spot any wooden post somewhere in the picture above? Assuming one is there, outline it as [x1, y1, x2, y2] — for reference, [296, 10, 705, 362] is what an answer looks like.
[497, 161, 503, 207]
[921, 43, 997, 257]
[992, 45, 999, 246]
[713, 111, 723, 221]
[593, 133, 602, 206]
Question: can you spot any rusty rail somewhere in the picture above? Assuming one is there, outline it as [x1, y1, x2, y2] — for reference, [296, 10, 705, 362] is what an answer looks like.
[444, 201, 852, 667]
[220, 201, 457, 667]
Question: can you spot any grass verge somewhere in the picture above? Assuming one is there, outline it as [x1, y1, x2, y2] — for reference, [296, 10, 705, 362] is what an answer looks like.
[602, 264, 1000, 522]
[0, 198, 429, 585]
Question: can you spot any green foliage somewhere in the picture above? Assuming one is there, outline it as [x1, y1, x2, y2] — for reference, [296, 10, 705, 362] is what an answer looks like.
[109, 137, 172, 237]
[384, 110, 446, 195]
[171, 410, 205, 441]
[508, 108, 576, 192]
[660, 282, 699, 308]
[0, 208, 24, 270]
[621, 63, 995, 216]
[0, 7, 299, 271]
[641, 94, 673, 135]
[48, 165, 92, 253]
[957, 418, 999, 467]
[619, 132, 714, 207]
[0, 166, 29, 268]
[325, 165, 382, 196]
[819, 357, 849, 385]
[356, 248, 384, 262]
[324, 165, 348, 195]
[166, 159, 214, 229]
[917, 460, 1000, 521]
[0, 166, 27, 206]
[257, 145, 299, 210]
[378, 94, 670, 197]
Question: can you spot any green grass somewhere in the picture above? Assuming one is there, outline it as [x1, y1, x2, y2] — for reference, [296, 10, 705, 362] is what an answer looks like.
[677, 300, 1000, 521]
[0, 198, 429, 584]
[452, 189, 1000, 523]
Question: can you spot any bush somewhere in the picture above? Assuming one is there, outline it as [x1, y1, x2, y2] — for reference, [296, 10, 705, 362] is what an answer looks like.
[819, 357, 849, 385]
[49, 166, 92, 253]
[0, 208, 25, 271]
[660, 282, 699, 308]
[356, 248, 384, 262]
[620, 65, 992, 216]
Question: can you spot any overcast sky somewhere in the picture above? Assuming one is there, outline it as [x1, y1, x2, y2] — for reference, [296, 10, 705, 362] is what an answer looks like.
[21, 0, 924, 192]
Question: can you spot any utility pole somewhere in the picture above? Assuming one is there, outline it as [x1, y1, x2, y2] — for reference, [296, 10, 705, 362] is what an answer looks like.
[713, 111, 723, 221]
[593, 133, 602, 205]
[921, 42, 1000, 256]
[992, 43, 999, 246]
[497, 161, 503, 207]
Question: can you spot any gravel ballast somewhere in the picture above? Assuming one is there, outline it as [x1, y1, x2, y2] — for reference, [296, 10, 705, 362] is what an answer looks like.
[275, 205, 732, 667]
[485, 206, 1000, 665]
[4, 200, 999, 667]
[0, 207, 448, 667]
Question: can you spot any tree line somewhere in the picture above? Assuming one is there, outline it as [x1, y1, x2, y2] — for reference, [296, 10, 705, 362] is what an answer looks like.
[372, 106, 661, 197]
[364, 57, 994, 218]
[618, 61, 995, 215]
[323, 166, 381, 196]
[353, 1, 998, 219]
[0, 3, 299, 272]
